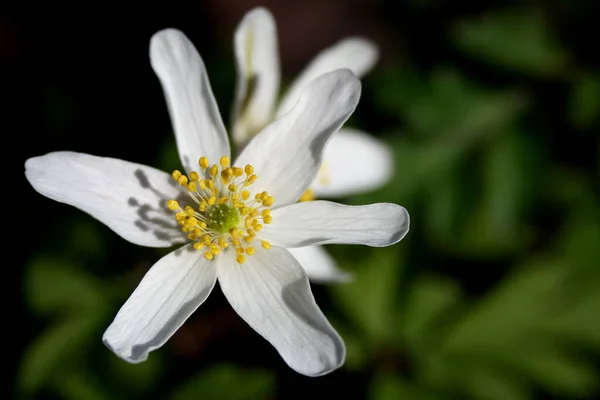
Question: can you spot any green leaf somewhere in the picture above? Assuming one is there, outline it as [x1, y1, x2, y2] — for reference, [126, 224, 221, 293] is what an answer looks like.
[330, 247, 404, 344]
[18, 315, 105, 395]
[555, 210, 600, 274]
[51, 370, 115, 400]
[450, 131, 534, 257]
[369, 373, 441, 400]
[169, 364, 275, 400]
[453, 8, 569, 77]
[107, 350, 165, 395]
[24, 255, 107, 315]
[568, 71, 600, 129]
[401, 275, 462, 351]
[457, 365, 531, 400]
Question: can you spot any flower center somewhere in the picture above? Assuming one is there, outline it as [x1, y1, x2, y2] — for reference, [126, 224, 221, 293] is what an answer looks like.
[166, 156, 273, 264]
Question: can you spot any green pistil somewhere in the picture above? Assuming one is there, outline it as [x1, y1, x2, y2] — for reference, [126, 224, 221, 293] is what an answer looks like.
[208, 204, 240, 234]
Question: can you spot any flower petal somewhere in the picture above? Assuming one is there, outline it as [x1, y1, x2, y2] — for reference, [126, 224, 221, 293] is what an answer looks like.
[276, 37, 378, 117]
[150, 29, 230, 173]
[261, 200, 409, 247]
[25, 151, 185, 247]
[217, 246, 345, 377]
[311, 128, 393, 198]
[231, 7, 280, 146]
[234, 69, 361, 207]
[103, 243, 217, 363]
[288, 246, 353, 283]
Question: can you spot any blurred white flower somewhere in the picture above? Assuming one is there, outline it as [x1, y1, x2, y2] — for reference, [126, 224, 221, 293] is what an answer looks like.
[25, 30, 409, 376]
[231, 7, 394, 282]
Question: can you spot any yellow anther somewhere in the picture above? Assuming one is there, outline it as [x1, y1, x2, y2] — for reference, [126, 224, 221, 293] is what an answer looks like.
[188, 232, 198, 240]
[261, 209, 270, 217]
[299, 189, 315, 202]
[229, 229, 239, 239]
[172, 170, 182, 180]
[236, 254, 247, 264]
[263, 196, 274, 207]
[206, 180, 214, 189]
[236, 247, 245, 255]
[204, 252, 214, 260]
[240, 207, 250, 215]
[187, 182, 197, 192]
[261, 241, 271, 250]
[208, 197, 216, 206]
[193, 227, 202, 235]
[176, 211, 187, 221]
[167, 200, 179, 211]
[220, 156, 230, 167]
[210, 165, 218, 177]
[199, 180, 207, 190]
[178, 175, 188, 186]
[247, 229, 256, 237]
[193, 242, 205, 250]
[244, 165, 254, 175]
[233, 167, 244, 177]
[211, 247, 221, 255]
[189, 171, 200, 181]
[244, 235, 254, 242]
[218, 197, 228, 204]
[185, 206, 195, 216]
[199, 157, 209, 169]
[263, 215, 273, 224]
[202, 235, 211, 244]
[218, 237, 228, 248]
[250, 210, 259, 218]
[247, 174, 257, 184]
[245, 218, 253, 228]
[241, 190, 250, 200]
[228, 184, 237, 192]
[246, 246, 255, 255]
[232, 238, 241, 246]
[254, 224, 263, 231]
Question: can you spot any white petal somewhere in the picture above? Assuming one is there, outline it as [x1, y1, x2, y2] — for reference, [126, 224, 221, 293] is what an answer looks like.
[311, 128, 393, 198]
[231, 7, 280, 146]
[217, 246, 345, 377]
[150, 29, 230, 173]
[261, 200, 409, 248]
[25, 151, 185, 247]
[276, 37, 378, 117]
[288, 246, 353, 283]
[103, 243, 217, 363]
[234, 69, 361, 207]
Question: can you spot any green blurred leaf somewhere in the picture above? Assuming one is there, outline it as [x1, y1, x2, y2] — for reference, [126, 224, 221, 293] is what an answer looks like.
[107, 350, 165, 394]
[457, 365, 530, 400]
[25, 255, 107, 315]
[67, 218, 107, 261]
[369, 373, 439, 400]
[499, 347, 598, 396]
[568, 71, 600, 129]
[555, 210, 600, 274]
[330, 247, 404, 344]
[169, 364, 275, 400]
[401, 275, 462, 351]
[52, 370, 115, 400]
[374, 67, 527, 138]
[449, 131, 533, 256]
[18, 314, 104, 394]
[453, 8, 569, 76]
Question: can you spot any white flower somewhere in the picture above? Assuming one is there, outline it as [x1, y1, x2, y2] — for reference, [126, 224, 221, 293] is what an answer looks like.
[24, 29, 409, 377]
[231, 7, 394, 282]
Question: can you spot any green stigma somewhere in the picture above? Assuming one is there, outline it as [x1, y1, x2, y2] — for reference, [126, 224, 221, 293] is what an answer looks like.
[208, 204, 240, 234]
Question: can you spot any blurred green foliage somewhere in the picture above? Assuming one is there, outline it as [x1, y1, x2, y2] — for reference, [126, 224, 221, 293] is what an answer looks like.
[18, 1, 599, 399]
